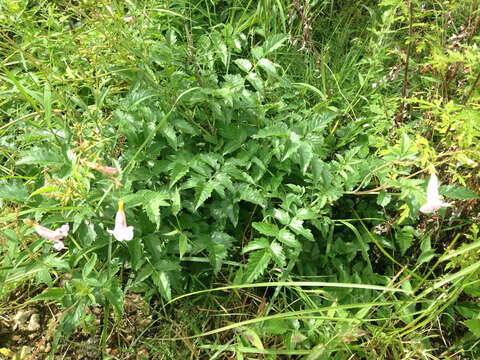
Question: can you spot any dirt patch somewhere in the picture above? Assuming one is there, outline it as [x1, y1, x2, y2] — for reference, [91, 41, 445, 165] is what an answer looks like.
[0, 293, 153, 359]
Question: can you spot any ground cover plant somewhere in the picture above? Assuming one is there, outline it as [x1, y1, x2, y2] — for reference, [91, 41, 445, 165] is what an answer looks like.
[1, 0, 480, 359]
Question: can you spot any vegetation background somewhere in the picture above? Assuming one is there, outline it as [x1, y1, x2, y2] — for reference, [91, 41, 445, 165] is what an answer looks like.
[0, 0, 479, 358]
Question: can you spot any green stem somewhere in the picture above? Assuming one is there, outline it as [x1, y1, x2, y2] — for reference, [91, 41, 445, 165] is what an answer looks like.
[264, 249, 300, 316]
[100, 301, 110, 356]
[100, 235, 113, 355]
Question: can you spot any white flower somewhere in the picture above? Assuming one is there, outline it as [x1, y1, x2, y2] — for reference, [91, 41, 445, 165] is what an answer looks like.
[24, 220, 69, 251]
[107, 200, 134, 241]
[53, 240, 65, 251]
[420, 173, 451, 214]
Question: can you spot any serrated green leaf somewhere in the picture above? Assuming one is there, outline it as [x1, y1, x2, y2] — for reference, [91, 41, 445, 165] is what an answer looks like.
[244, 250, 271, 283]
[400, 132, 411, 155]
[172, 187, 181, 216]
[296, 208, 318, 220]
[417, 249, 435, 265]
[299, 143, 313, 174]
[135, 264, 153, 284]
[258, 58, 278, 77]
[122, 192, 145, 207]
[440, 185, 479, 200]
[238, 185, 265, 207]
[246, 72, 264, 93]
[250, 44, 263, 59]
[35, 267, 52, 287]
[377, 190, 392, 206]
[283, 134, 301, 161]
[464, 283, 480, 297]
[253, 124, 289, 139]
[252, 222, 279, 237]
[234, 58, 252, 72]
[144, 192, 169, 229]
[31, 288, 64, 302]
[173, 118, 201, 135]
[233, 268, 244, 286]
[263, 34, 287, 55]
[104, 280, 124, 316]
[161, 123, 178, 150]
[288, 218, 304, 233]
[263, 318, 289, 335]
[242, 237, 270, 254]
[277, 228, 300, 248]
[181, 174, 204, 190]
[224, 163, 249, 181]
[211, 178, 226, 198]
[215, 172, 235, 193]
[179, 233, 188, 259]
[0, 182, 29, 202]
[191, 158, 213, 177]
[270, 241, 286, 267]
[200, 153, 221, 169]
[221, 198, 239, 227]
[153, 259, 181, 272]
[45, 256, 70, 271]
[208, 232, 233, 274]
[127, 238, 144, 271]
[396, 226, 415, 256]
[170, 161, 189, 188]
[61, 301, 83, 338]
[320, 164, 333, 186]
[194, 181, 214, 210]
[273, 208, 291, 225]
[152, 270, 171, 300]
[289, 218, 314, 241]
[17, 147, 64, 166]
[82, 253, 97, 280]
[464, 319, 480, 337]
[455, 302, 479, 319]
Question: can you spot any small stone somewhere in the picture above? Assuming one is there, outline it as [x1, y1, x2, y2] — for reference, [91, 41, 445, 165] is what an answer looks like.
[13, 309, 33, 329]
[86, 335, 99, 346]
[27, 313, 41, 331]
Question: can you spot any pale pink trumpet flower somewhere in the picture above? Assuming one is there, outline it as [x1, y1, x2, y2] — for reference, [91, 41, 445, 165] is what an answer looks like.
[24, 219, 69, 250]
[53, 240, 66, 251]
[107, 200, 134, 241]
[419, 173, 451, 214]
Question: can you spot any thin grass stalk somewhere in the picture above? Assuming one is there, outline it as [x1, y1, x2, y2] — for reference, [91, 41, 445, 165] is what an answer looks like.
[395, 0, 413, 124]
